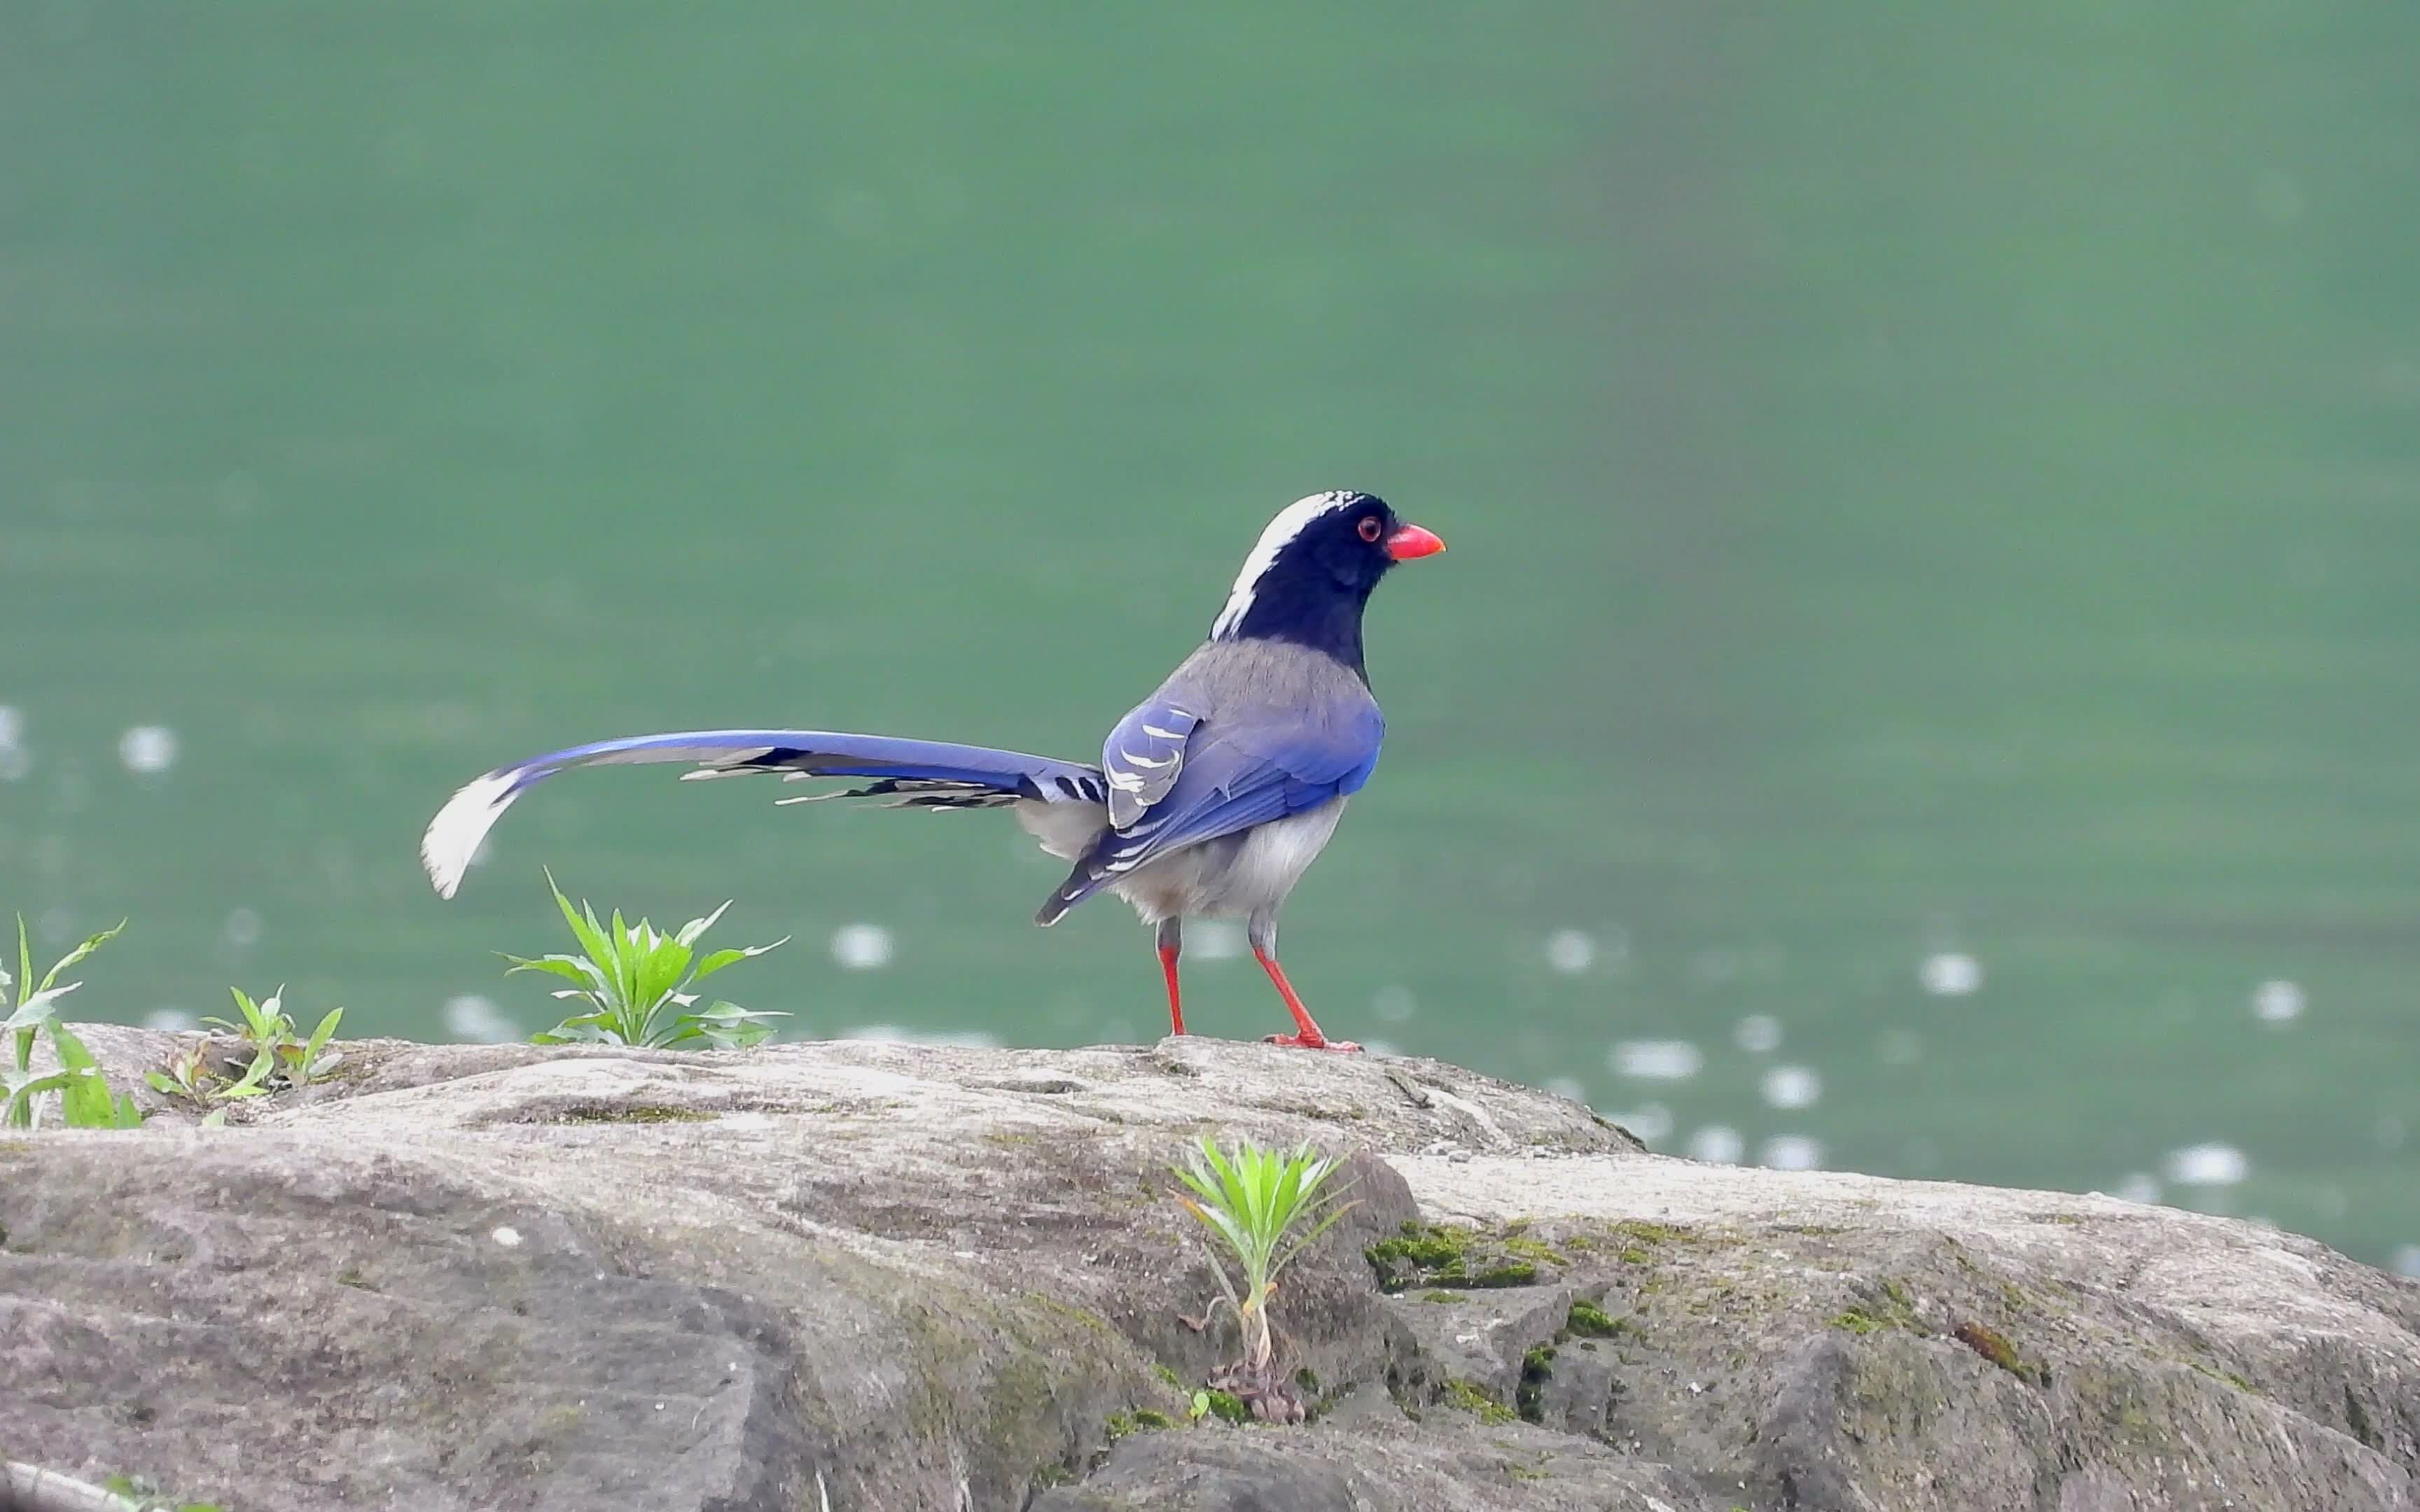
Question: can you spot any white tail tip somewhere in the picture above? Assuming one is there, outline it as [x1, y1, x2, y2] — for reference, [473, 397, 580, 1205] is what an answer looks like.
[420, 769, 522, 899]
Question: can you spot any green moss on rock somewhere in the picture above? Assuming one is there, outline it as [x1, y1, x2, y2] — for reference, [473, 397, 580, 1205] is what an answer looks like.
[1366, 1222, 1556, 1293]
[556, 1104, 716, 1124]
[1442, 1378, 1516, 1426]
[1198, 1389, 1250, 1426]
[1954, 1321, 2051, 1387]
[1517, 1345, 1557, 1423]
[1611, 1219, 1686, 1244]
[1106, 1408, 1174, 1440]
[1564, 1301, 1624, 1338]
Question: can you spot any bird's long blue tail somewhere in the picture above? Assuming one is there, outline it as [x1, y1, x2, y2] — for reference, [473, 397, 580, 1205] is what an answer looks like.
[420, 729, 1108, 899]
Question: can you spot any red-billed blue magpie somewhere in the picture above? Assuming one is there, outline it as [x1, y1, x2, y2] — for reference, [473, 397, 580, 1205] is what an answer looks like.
[419, 491, 1445, 1051]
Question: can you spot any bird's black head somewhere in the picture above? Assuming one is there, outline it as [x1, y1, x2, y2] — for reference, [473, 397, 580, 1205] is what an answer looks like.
[1210, 491, 1446, 673]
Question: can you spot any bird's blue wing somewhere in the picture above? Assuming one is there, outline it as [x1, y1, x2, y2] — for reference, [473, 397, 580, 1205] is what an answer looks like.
[1101, 696, 1204, 830]
[422, 728, 1106, 899]
[1036, 702, 1383, 923]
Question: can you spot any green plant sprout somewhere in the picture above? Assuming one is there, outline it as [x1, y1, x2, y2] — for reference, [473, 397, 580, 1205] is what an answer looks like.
[1171, 1136, 1354, 1420]
[202, 986, 345, 1085]
[147, 1039, 269, 1111]
[512, 870, 788, 1050]
[148, 987, 342, 1117]
[2, 916, 137, 1130]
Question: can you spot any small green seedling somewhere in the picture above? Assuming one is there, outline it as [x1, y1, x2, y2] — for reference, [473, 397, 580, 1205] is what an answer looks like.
[513, 871, 788, 1050]
[1172, 1137, 1356, 1380]
[48, 1021, 144, 1128]
[2, 916, 135, 1130]
[206, 986, 344, 1087]
[148, 987, 341, 1114]
[146, 1034, 277, 1107]
[203, 984, 346, 1080]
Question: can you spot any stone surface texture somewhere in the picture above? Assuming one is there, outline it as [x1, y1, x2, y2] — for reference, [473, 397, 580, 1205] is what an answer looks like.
[1, 1026, 2414, 1511]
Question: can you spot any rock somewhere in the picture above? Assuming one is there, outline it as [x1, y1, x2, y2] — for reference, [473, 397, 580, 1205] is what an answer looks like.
[0, 1026, 2412, 1511]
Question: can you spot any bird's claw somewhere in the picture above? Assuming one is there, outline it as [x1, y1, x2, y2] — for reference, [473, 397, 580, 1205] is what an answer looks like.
[1263, 1034, 1362, 1053]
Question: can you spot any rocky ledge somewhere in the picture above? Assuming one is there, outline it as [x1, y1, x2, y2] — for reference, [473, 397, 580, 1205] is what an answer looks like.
[1, 1027, 2415, 1511]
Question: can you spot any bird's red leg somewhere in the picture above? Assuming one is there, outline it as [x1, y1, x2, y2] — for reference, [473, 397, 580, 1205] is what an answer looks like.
[1159, 945, 1186, 1036]
[1253, 947, 1361, 1053]
[1155, 918, 1185, 1037]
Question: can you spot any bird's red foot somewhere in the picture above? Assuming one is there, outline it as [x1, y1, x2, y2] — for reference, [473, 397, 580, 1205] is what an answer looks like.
[1263, 1033, 1363, 1053]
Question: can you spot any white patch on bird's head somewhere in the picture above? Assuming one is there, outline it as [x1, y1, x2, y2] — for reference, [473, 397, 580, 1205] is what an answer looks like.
[1210, 491, 1365, 640]
[419, 767, 522, 899]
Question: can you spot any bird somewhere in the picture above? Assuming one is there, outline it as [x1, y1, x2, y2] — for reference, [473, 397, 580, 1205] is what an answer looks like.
[419, 489, 1445, 1051]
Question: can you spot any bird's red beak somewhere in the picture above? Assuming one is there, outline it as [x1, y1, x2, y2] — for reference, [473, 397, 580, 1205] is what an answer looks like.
[1384, 523, 1447, 561]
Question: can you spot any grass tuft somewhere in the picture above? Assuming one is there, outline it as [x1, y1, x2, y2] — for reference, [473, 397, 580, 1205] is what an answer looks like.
[513, 871, 788, 1050]
[1171, 1136, 1355, 1376]
[3, 916, 141, 1130]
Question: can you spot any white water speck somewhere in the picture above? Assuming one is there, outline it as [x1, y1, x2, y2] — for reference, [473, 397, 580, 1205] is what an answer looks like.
[1545, 1076, 1587, 1105]
[1545, 929, 1596, 974]
[2251, 979, 2304, 1025]
[1608, 1102, 1673, 1143]
[492, 1226, 523, 1247]
[830, 922, 894, 971]
[2393, 1245, 2420, 1280]
[2165, 1143, 2249, 1187]
[1372, 985, 1417, 1024]
[1734, 1014, 1783, 1054]
[841, 1023, 1001, 1049]
[0, 743, 27, 783]
[1758, 1135, 1823, 1171]
[1609, 1040, 1702, 1081]
[444, 993, 522, 1044]
[1189, 920, 1246, 960]
[2114, 1172, 2162, 1205]
[1919, 952, 1982, 997]
[0, 706, 20, 746]
[118, 724, 179, 775]
[1761, 1065, 1822, 1110]
[144, 1007, 194, 1031]
[1686, 1125, 1745, 1164]
[224, 906, 262, 948]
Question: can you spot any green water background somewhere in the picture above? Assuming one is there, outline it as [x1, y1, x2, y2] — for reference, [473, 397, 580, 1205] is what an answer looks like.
[5, 5, 2416, 1266]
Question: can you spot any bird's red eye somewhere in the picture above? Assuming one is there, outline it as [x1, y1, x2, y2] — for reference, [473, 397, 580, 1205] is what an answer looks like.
[1357, 516, 1384, 542]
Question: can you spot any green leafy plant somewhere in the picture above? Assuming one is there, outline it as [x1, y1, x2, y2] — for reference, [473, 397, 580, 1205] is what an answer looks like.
[202, 985, 345, 1086]
[48, 1021, 145, 1128]
[2, 916, 134, 1129]
[146, 987, 341, 1117]
[145, 1034, 275, 1114]
[1171, 1136, 1355, 1418]
[512, 871, 788, 1050]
